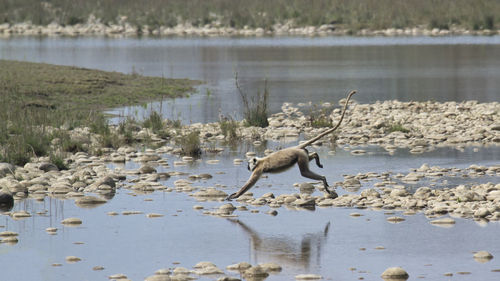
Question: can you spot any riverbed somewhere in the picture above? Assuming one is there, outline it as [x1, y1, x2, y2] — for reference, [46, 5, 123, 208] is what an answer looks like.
[1, 36, 499, 281]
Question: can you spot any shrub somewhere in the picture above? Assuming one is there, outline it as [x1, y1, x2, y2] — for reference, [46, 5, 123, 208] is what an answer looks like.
[308, 105, 332, 128]
[219, 116, 240, 140]
[177, 131, 202, 156]
[89, 114, 110, 135]
[50, 153, 68, 170]
[235, 74, 269, 128]
[143, 110, 164, 133]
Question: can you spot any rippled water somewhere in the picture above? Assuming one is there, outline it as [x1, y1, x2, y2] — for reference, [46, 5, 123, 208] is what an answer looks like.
[1, 36, 499, 123]
[1, 36, 499, 280]
[2, 144, 500, 281]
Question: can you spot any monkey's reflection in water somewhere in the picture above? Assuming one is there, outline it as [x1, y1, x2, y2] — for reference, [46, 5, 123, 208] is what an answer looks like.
[227, 219, 331, 272]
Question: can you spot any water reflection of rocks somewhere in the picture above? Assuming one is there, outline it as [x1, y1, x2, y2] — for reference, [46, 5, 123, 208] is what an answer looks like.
[228, 219, 331, 272]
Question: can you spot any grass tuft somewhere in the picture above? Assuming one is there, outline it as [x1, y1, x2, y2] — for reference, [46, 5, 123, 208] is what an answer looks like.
[387, 122, 410, 133]
[235, 73, 269, 128]
[308, 105, 332, 128]
[177, 131, 202, 156]
[219, 115, 240, 141]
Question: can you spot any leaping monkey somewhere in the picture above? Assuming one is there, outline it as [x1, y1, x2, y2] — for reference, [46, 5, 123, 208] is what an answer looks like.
[227, 90, 356, 200]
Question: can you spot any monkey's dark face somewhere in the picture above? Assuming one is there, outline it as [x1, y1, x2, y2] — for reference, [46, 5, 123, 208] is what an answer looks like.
[248, 157, 258, 171]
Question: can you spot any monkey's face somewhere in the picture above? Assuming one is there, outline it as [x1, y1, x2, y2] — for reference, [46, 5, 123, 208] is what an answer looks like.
[247, 157, 258, 171]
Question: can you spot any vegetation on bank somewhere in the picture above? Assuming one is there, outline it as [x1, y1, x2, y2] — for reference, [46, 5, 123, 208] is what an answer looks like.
[0, 0, 498, 32]
[235, 75, 269, 128]
[0, 60, 197, 166]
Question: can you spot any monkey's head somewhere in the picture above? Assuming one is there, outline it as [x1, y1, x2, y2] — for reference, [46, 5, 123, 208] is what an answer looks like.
[247, 157, 259, 172]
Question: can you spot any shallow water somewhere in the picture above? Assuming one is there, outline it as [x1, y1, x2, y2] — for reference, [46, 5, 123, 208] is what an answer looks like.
[1, 36, 499, 123]
[1, 36, 499, 280]
[2, 144, 499, 281]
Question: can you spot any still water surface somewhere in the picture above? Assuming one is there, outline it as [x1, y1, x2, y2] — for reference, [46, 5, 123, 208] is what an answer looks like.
[0, 36, 499, 281]
[1, 36, 499, 123]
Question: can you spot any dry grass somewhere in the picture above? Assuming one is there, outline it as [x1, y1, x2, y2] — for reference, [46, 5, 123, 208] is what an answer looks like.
[0, 0, 497, 30]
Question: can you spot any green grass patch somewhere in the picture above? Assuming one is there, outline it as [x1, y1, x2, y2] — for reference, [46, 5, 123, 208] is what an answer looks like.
[219, 116, 240, 141]
[387, 122, 410, 134]
[0, 60, 197, 111]
[0, 60, 197, 166]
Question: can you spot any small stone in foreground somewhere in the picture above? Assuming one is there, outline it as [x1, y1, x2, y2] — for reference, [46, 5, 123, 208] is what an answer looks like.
[295, 273, 323, 280]
[244, 266, 269, 278]
[226, 262, 252, 271]
[0, 231, 18, 237]
[46, 227, 57, 233]
[473, 251, 493, 262]
[381, 267, 409, 280]
[430, 218, 455, 225]
[217, 276, 241, 281]
[65, 256, 82, 263]
[146, 213, 164, 218]
[108, 273, 128, 279]
[93, 266, 105, 271]
[61, 217, 82, 225]
[387, 216, 405, 223]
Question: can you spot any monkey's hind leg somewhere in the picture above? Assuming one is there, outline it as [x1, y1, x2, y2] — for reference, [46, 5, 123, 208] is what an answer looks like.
[308, 152, 323, 168]
[298, 154, 329, 189]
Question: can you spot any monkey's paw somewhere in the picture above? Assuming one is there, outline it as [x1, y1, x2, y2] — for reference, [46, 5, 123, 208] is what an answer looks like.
[325, 189, 338, 199]
[226, 193, 237, 201]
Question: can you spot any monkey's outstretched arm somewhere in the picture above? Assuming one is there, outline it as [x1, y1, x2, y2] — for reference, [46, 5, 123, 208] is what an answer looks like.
[226, 168, 263, 200]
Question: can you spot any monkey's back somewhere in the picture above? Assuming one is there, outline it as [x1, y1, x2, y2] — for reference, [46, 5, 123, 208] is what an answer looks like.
[262, 148, 306, 174]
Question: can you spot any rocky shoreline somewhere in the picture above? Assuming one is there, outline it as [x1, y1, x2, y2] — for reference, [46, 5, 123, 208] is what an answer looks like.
[0, 100, 498, 223]
[0, 18, 498, 38]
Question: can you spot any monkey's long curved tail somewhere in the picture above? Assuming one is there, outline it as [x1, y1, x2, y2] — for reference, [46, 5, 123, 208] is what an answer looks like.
[297, 90, 356, 149]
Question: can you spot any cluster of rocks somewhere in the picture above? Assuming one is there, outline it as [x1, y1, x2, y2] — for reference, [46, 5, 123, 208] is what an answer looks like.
[197, 164, 499, 223]
[1, 16, 497, 38]
[140, 261, 284, 281]
[0, 152, 127, 213]
[148, 100, 499, 154]
[265, 100, 500, 150]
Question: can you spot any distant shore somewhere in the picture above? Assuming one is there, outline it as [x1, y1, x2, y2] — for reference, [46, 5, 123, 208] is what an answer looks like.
[0, 21, 498, 38]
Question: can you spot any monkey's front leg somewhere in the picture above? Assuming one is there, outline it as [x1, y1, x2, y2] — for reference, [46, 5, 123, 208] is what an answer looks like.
[226, 168, 262, 201]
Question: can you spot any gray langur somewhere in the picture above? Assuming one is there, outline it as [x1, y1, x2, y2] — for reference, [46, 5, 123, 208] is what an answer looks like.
[227, 90, 356, 200]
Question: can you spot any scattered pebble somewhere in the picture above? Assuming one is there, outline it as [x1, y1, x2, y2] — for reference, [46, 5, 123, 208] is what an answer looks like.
[244, 266, 269, 278]
[0, 231, 18, 237]
[146, 213, 164, 218]
[387, 216, 405, 223]
[65, 256, 82, 263]
[381, 267, 409, 280]
[430, 218, 455, 226]
[473, 251, 493, 262]
[295, 273, 323, 280]
[61, 217, 82, 225]
[46, 227, 57, 234]
[108, 273, 128, 279]
[227, 262, 252, 271]
[122, 210, 143, 215]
